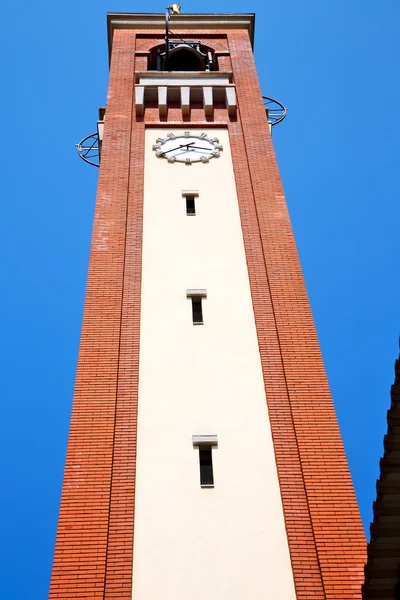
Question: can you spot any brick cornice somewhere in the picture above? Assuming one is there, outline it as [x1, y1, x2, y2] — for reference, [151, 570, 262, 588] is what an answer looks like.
[107, 12, 255, 60]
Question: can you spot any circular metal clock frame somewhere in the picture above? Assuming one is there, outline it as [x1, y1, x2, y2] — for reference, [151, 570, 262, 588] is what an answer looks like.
[262, 96, 287, 126]
[76, 132, 101, 167]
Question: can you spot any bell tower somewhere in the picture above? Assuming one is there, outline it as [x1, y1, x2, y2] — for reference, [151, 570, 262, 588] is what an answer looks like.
[50, 11, 366, 600]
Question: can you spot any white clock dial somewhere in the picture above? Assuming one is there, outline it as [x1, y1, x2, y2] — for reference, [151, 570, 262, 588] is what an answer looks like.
[152, 132, 223, 163]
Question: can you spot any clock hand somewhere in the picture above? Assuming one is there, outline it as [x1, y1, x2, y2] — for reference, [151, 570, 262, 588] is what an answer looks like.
[189, 145, 216, 151]
[160, 142, 195, 156]
[160, 146, 181, 156]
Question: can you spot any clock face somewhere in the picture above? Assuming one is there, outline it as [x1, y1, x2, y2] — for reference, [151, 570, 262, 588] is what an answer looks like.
[152, 132, 223, 163]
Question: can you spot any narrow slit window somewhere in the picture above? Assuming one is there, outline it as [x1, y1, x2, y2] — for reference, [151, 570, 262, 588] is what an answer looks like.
[192, 297, 203, 324]
[199, 446, 214, 487]
[186, 195, 196, 215]
[182, 190, 199, 216]
[187, 289, 206, 325]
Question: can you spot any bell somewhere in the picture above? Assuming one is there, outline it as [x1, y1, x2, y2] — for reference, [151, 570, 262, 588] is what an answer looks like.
[168, 4, 181, 14]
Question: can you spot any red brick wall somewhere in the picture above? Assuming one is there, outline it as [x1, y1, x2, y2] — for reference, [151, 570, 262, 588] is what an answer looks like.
[49, 25, 366, 600]
[227, 28, 366, 599]
[49, 29, 141, 600]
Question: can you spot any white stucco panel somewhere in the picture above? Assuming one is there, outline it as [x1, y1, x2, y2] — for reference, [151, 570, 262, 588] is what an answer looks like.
[133, 128, 296, 600]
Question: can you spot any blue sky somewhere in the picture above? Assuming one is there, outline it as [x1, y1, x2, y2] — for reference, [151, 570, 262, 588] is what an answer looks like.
[1, 0, 399, 597]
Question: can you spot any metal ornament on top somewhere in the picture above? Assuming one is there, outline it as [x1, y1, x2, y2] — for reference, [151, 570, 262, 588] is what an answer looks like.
[165, 4, 180, 68]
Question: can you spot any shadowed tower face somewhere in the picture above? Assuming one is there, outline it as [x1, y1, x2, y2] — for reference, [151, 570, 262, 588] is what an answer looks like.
[49, 12, 366, 600]
[363, 351, 400, 600]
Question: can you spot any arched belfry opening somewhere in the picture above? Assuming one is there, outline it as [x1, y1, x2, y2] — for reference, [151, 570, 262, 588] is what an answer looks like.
[148, 41, 216, 71]
[167, 44, 205, 71]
